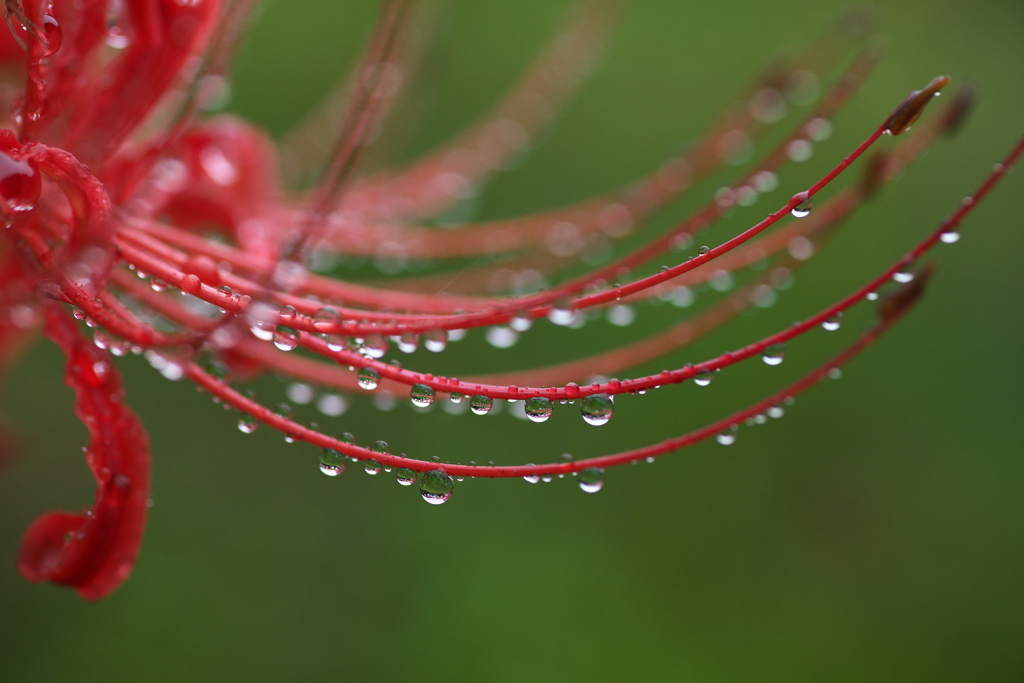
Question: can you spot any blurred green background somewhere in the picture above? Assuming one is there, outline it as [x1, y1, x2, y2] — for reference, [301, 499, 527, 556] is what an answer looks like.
[2, 0, 1023, 680]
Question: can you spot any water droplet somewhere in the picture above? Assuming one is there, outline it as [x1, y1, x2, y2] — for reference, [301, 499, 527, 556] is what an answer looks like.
[470, 395, 493, 415]
[790, 191, 812, 218]
[395, 467, 417, 486]
[693, 370, 713, 387]
[362, 334, 389, 359]
[357, 367, 381, 390]
[893, 271, 914, 284]
[449, 391, 465, 404]
[548, 304, 577, 327]
[940, 230, 961, 244]
[698, 245, 711, 256]
[364, 460, 381, 475]
[485, 326, 519, 348]
[523, 465, 540, 484]
[319, 448, 346, 476]
[865, 291, 879, 301]
[786, 139, 813, 162]
[716, 430, 737, 445]
[762, 344, 785, 366]
[397, 331, 418, 353]
[0, 151, 41, 212]
[606, 305, 635, 327]
[766, 404, 785, 419]
[313, 307, 340, 329]
[273, 403, 293, 421]
[580, 393, 614, 426]
[578, 467, 605, 493]
[424, 328, 448, 352]
[237, 413, 258, 434]
[420, 469, 454, 505]
[410, 383, 435, 407]
[284, 382, 311, 403]
[273, 259, 307, 292]
[524, 396, 553, 423]
[510, 314, 533, 332]
[316, 393, 347, 416]
[246, 300, 278, 340]
[370, 440, 390, 457]
[272, 326, 299, 351]
[821, 313, 842, 331]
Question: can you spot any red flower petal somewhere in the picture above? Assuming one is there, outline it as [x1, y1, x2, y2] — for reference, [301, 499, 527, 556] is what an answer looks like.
[17, 304, 149, 600]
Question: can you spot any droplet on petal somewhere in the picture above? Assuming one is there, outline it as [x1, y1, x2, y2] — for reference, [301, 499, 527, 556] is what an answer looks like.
[40, 15, 63, 57]
[0, 152, 41, 212]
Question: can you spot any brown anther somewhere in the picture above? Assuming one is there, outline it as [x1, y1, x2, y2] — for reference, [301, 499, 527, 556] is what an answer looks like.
[859, 152, 891, 200]
[938, 85, 975, 136]
[878, 262, 938, 323]
[885, 75, 951, 135]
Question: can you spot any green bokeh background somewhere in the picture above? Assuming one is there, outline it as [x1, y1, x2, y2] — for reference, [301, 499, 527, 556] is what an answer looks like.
[2, 1, 1022, 680]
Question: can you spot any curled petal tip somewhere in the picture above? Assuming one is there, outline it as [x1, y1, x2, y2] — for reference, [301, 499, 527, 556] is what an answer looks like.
[886, 75, 951, 136]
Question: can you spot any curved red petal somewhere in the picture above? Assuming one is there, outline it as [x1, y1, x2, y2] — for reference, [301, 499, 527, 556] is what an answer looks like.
[17, 303, 149, 601]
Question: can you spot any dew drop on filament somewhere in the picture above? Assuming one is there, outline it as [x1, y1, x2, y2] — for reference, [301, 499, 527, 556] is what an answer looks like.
[580, 393, 614, 426]
[424, 328, 448, 352]
[273, 326, 299, 351]
[395, 467, 417, 486]
[357, 367, 381, 390]
[716, 430, 737, 446]
[470, 395, 493, 415]
[524, 396, 554, 423]
[419, 470, 454, 505]
[693, 370, 713, 387]
[821, 313, 842, 331]
[578, 467, 605, 493]
[790, 192, 812, 218]
[319, 448, 346, 476]
[237, 413, 258, 434]
[410, 383, 435, 407]
[762, 344, 785, 366]
[893, 271, 915, 284]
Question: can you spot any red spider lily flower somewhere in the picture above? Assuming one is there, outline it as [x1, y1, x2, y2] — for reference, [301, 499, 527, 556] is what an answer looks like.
[0, 0, 1020, 601]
